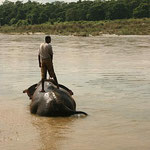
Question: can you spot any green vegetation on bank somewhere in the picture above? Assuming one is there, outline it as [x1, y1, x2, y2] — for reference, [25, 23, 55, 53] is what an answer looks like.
[0, 0, 150, 25]
[0, 18, 150, 36]
[0, 0, 150, 35]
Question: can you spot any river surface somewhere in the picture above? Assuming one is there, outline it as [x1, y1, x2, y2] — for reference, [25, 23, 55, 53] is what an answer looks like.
[0, 34, 150, 150]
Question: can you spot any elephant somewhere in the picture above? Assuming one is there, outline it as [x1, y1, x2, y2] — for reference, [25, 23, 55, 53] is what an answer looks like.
[23, 79, 87, 117]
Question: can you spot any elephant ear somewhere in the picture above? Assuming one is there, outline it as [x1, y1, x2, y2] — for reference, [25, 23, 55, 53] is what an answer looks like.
[23, 84, 38, 99]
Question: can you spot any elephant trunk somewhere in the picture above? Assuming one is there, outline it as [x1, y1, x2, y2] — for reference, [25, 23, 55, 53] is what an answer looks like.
[72, 111, 88, 116]
[58, 102, 88, 116]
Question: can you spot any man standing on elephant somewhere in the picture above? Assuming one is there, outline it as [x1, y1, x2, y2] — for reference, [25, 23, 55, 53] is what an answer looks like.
[38, 35, 59, 92]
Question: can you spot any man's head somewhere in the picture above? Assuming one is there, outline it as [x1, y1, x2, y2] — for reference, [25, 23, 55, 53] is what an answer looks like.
[45, 36, 51, 43]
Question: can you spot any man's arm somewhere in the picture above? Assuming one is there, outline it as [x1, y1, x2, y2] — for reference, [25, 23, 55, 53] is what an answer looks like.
[51, 54, 53, 61]
[38, 55, 41, 67]
[49, 44, 53, 61]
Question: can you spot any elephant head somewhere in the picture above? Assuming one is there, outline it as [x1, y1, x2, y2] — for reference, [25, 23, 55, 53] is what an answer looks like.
[23, 80, 87, 117]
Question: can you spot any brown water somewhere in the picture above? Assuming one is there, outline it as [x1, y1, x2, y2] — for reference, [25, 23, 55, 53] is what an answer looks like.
[0, 34, 150, 150]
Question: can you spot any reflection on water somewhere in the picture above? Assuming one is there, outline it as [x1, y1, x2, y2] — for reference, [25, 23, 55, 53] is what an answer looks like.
[31, 116, 77, 150]
[0, 34, 150, 150]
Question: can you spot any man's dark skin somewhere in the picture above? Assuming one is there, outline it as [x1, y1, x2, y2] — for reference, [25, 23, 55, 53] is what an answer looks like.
[38, 36, 59, 92]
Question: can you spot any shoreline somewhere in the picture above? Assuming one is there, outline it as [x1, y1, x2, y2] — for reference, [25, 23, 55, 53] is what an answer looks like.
[1, 32, 150, 38]
[0, 18, 150, 36]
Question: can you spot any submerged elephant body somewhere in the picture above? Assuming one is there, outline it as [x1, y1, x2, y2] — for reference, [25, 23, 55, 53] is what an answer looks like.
[24, 80, 87, 117]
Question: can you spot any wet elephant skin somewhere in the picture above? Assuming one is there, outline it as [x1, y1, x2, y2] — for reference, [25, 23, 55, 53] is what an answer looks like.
[23, 80, 87, 117]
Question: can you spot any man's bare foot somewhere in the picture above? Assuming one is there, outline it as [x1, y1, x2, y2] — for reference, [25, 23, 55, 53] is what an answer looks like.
[40, 89, 45, 92]
[69, 90, 73, 95]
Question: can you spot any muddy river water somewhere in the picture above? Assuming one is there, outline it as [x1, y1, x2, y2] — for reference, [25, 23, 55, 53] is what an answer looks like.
[0, 34, 150, 150]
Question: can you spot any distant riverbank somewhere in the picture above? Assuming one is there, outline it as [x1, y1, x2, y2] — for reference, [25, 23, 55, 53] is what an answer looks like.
[0, 18, 150, 36]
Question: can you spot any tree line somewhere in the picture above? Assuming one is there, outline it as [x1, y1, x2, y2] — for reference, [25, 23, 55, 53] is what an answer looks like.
[0, 0, 150, 26]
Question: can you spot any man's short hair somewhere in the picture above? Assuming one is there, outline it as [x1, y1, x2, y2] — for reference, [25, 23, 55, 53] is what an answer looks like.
[45, 36, 51, 42]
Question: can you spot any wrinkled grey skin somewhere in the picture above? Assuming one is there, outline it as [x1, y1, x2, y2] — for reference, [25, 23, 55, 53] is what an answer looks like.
[23, 80, 87, 117]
